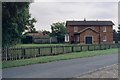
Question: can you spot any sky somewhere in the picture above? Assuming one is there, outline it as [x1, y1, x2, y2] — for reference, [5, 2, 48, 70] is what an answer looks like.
[29, 1, 118, 32]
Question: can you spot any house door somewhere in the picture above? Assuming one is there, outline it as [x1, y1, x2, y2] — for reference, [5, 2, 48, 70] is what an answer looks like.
[85, 36, 92, 44]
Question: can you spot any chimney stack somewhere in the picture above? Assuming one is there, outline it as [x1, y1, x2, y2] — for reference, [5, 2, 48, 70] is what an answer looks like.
[84, 18, 86, 21]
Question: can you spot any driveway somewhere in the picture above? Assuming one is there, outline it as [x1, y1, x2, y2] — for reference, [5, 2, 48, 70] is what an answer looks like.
[2, 54, 118, 78]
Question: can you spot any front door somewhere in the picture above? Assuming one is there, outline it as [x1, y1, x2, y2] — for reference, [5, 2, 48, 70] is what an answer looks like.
[85, 36, 92, 44]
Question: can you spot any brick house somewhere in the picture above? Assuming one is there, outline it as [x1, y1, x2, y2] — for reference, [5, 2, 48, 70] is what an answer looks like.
[66, 20, 114, 44]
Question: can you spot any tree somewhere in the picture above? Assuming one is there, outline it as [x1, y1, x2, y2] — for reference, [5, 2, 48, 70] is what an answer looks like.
[113, 29, 118, 43]
[42, 30, 50, 35]
[118, 25, 120, 43]
[2, 2, 36, 47]
[51, 22, 67, 43]
[21, 35, 33, 44]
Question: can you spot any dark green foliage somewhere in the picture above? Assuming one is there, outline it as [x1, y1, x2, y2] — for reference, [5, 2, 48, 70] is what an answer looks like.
[21, 36, 33, 44]
[51, 22, 67, 43]
[2, 2, 36, 47]
[118, 26, 120, 42]
[42, 30, 50, 35]
[113, 29, 118, 43]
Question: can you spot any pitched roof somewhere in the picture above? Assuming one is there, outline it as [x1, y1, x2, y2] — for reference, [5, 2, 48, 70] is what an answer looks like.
[26, 33, 50, 38]
[79, 27, 98, 33]
[74, 27, 98, 35]
[66, 20, 114, 26]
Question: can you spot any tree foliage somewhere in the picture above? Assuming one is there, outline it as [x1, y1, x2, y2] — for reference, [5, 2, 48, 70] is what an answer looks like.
[113, 29, 118, 43]
[2, 2, 36, 47]
[51, 22, 67, 43]
[118, 25, 120, 42]
[42, 30, 50, 35]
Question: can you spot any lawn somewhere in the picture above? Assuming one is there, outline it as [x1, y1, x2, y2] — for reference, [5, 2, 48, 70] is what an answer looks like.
[2, 48, 118, 69]
[14, 43, 70, 48]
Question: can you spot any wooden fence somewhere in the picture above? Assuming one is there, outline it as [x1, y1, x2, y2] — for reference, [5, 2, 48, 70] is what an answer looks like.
[2, 44, 118, 61]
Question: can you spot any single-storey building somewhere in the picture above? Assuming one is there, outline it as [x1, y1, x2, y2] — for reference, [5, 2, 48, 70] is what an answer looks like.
[66, 19, 114, 44]
[24, 32, 57, 44]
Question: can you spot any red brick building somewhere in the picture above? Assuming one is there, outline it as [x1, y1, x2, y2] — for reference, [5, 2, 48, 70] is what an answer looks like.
[66, 20, 114, 44]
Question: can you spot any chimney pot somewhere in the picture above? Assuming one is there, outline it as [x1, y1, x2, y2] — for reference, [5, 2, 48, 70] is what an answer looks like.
[84, 18, 86, 21]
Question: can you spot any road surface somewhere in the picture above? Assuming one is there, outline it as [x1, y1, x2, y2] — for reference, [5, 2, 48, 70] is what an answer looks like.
[2, 54, 118, 78]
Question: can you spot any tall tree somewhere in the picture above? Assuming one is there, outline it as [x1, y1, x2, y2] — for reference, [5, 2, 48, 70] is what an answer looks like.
[42, 30, 50, 35]
[51, 22, 67, 43]
[2, 2, 36, 47]
[113, 29, 118, 43]
[118, 25, 120, 43]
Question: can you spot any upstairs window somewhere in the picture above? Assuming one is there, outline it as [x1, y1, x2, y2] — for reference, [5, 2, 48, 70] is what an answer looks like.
[74, 26, 78, 32]
[103, 27, 106, 32]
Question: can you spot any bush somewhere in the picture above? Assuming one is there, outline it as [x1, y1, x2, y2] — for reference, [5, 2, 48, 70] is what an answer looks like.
[21, 36, 33, 44]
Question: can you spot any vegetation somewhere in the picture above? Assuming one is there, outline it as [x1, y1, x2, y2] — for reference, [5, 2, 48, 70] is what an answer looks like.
[2, 48, 118, 68]
[41, 30, 51, 36]
[21, 36, 33, 44]
[118, 25, 120, 42]
[3, 44, 118, 61]
[113, 29, 118, 43]
[50, 22, 67, 43]
[14, 43, 69, 47]
[2, 2, 36, 47]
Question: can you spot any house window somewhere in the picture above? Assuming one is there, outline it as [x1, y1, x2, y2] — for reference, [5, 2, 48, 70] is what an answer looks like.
[103, 36, 107, 42]
[103, 27, 106, 32]
[65, 34, 69, 42]
[74, 26, 78, 32]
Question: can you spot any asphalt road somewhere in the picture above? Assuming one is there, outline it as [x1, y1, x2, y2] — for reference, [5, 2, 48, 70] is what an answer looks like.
[2, 54, 118, 78]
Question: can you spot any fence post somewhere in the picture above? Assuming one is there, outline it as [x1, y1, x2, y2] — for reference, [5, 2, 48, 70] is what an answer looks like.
[88, 45, 90, 51]
[6, 47, 9, 61]
[109, 44, 110, 49]
[55, 46, 57, 55]
[94, 45, 95, 50]
[63, 46, 64, 53]
[107, 44, 109, 49]
[50, 46, 53, 55]
[80, 46, 82, 51]
[104, 44, 106, 50]
[117, 44, 119, 49]
[100, 44, 102, 50]
[34, 48, 36, 57]
[72, 46, 74, 52]
[22, 48, 25, 59]
[16, 51, 18, 60]
[38, 48, 41, 56]
[105, 44, 107, 50]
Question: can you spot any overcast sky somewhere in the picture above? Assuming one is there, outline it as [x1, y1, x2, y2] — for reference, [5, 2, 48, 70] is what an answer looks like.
[29, 2, 118, 31]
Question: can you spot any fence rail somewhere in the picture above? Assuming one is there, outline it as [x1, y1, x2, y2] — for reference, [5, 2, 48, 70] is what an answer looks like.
[2, 44, 118, 61]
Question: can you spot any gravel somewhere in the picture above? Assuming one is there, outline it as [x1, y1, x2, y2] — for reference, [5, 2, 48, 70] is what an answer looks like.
[77, 64, 118, 78]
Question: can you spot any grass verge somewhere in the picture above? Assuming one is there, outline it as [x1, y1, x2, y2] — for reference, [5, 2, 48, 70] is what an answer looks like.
[14, 43, 69, 47]
[2, 48, 118, 69]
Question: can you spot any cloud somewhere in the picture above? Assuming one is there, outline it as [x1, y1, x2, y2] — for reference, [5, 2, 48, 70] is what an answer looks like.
[29, 2, 118, 31]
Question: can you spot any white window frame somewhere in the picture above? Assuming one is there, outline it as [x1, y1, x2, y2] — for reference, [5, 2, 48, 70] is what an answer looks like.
[65, 34, 69, 42]
[74, 26, 78, 32]
[103, 26, 106, 32]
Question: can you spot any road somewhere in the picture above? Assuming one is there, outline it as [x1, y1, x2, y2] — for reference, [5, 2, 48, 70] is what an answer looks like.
[2, 54, 118, 78]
